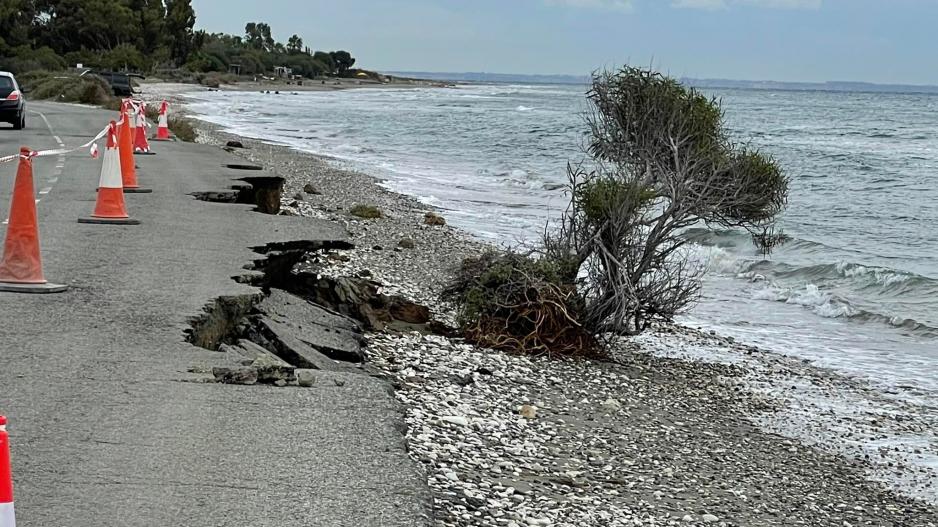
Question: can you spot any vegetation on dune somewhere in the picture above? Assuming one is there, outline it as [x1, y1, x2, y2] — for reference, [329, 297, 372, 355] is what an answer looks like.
[0, 1, 360, 81]
[444, 66, 790, 358]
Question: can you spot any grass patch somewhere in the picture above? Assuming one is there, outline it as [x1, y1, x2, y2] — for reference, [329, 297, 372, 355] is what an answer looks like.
[350, 204, 383, 219]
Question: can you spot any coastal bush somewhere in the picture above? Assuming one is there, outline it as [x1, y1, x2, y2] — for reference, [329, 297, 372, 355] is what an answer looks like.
[25, 72, 112, 106]
[445, 66, 789, 354]
[144, 104, 160, 122]
[350, 205, 383, 219]
[0, 46, 66, 73]
[101, 97, 124, 112]
[201, 73, 222, 88]
[168, 117, 197, 142]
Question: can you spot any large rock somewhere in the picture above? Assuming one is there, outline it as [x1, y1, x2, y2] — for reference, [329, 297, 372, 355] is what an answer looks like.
[296, 369, 317, 387]
[389, 301, 430, 324]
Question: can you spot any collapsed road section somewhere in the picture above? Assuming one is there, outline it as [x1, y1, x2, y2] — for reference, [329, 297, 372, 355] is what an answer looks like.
[187, 239, 439, 385]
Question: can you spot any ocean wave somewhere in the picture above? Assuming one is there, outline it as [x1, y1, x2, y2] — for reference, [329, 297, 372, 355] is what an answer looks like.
[749, 282, 937, 336]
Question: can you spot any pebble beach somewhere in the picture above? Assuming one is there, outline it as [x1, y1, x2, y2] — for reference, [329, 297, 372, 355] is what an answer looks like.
[141, 82, 938, 526]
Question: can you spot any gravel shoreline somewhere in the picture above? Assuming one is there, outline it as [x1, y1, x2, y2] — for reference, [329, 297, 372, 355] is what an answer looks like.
[168, 95, 937, 526]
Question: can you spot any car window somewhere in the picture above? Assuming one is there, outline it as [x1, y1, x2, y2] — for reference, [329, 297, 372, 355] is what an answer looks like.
[0, 76, 14, 97]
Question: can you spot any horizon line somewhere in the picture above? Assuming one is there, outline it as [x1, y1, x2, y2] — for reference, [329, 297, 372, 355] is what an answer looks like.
[382, 70, 938, 90]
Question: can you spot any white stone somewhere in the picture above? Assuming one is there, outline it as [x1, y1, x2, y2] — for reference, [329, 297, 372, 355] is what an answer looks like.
[440, 416, 469, 427]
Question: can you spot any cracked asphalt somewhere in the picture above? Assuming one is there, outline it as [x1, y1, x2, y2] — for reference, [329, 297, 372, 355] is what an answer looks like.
[0, 102, 431, 526]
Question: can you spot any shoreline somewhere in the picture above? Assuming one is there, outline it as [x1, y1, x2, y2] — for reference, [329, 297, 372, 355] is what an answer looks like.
[159, 87, 936, 525]
[137, 77, 449, 101]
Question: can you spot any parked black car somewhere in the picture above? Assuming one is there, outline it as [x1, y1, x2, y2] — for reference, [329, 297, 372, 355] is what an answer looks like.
[86, 70, 144, 96]
[0, 71, 26, 130]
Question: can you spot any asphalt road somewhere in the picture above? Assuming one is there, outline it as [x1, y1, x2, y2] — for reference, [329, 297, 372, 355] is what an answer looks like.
[0, 102, 431, 526]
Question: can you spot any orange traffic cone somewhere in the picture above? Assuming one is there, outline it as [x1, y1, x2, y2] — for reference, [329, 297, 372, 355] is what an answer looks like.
[0, 148, 68, 293]
[154, 100, 171, 141]
[0, 416, 14, 527]
[119, 103, 151, 194]
[79, 122, 140, 225]
[133, 104, 154, 155]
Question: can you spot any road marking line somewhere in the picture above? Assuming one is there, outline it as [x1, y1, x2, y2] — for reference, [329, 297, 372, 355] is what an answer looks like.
[28, 109, 65, 208]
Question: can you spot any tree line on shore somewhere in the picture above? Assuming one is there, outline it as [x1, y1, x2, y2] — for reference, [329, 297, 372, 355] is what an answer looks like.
[0, 0, 357, 79]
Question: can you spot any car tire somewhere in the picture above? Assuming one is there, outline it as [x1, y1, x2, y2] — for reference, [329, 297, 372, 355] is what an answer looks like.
[12, 113, 23, 130]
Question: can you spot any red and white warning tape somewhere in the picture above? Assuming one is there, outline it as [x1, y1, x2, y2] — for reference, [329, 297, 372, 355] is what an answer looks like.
[0, 124, 110, 166]
[0, 96, 170, 167]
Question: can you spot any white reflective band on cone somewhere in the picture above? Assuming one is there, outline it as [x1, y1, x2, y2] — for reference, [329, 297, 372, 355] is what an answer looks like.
[0, 502, 15, 527]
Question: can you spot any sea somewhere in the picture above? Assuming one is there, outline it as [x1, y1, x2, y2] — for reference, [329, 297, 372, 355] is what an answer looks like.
[184, 83, 937, 469]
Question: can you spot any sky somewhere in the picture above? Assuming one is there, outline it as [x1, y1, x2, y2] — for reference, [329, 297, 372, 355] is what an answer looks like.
[192, 0, 937, 85]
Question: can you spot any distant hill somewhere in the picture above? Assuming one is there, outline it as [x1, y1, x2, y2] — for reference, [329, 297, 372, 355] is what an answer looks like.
[385, 71, 938, 94]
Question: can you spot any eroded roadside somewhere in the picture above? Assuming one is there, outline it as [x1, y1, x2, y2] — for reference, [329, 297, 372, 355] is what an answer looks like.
[177, 118, 938, 527]
[1, 101, 435, 527]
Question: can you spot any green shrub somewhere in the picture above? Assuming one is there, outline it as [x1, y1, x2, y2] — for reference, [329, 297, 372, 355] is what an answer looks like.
[101, 97, 124, 112]
[16, 70, 55, 89]
[349, 205, 383, 219]
[76, 77, 111, 105]
[200, 73, 222, 88]
[24, 72, 111, 105]
[168, 117, 197, 142]
[144, 104, 160, 121]
[0, 46, 66, 74]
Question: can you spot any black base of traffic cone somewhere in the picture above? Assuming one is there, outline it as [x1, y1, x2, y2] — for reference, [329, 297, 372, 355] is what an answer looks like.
[78, 217, 141, 225]
[0, 281, 68, 294]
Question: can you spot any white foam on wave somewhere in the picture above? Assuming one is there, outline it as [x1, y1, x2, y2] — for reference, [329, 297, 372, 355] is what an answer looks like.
[835, 261, 914, 286]
[684, 243, 744, 275]
[751, 283, 856, 318]
[516, 105, 534, 112]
